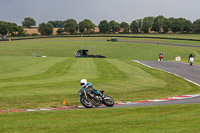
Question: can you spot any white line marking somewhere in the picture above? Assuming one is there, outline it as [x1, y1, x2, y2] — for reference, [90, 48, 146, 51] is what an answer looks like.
[77, 106, 84, 108]
[132, 60, 153, 68]
[148, 100, 169, 102]
[183, 78, 200, 87]
[118, 103, 130, 104]
[170, 97, 188, 99]
[128, 102, 138, 104]
[40, 108, 54, 111]
[27, 109, 40, 111]
[185, 94, 200, 97]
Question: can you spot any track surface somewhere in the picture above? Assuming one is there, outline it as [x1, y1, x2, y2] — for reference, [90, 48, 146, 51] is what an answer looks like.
[120, 40, 200, 47]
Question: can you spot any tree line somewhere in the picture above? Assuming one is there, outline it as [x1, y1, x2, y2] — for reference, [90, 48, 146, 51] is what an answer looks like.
[1, 15, 200, 37]
[0, 21, 24, 37]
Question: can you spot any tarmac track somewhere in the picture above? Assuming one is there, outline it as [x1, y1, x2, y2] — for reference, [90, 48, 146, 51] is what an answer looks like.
[120, 40, 200, 47]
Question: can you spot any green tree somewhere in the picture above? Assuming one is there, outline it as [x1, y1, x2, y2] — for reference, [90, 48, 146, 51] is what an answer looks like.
[64, 19, 78, 34]
[151, 15, 165, 33]
[109, 20, 120, 33]
[38, 23, 54, 35]
[130, 20, 139, 33]
[193, 19, 200, 33]
[120, 22, 130, 33]
[184, 20, 193, 33]
[166, 17, 175, 32]
[22, 17, 36, 28]
[45, 23, 54, 35]
[38, 23, 46, 35]
[142, 16, 154, 33]
[0, 21, 24, 37]
[17, 26, 25, 36]
[163, 18, 170, 33]
[56, 28, 64, 35]
[137, 19, 143, 32]
[0, 21, 8, 36]
[79, 19, 95, 33]
[48, 20, 65, 28]
[170, 18, 186, 33]
[98, 20, 109, 33]
[7, 22, 18, 36]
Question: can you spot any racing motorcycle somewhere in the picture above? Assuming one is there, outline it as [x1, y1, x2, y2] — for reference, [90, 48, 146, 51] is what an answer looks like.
[78, 88, 114, 108]
[159, 55, 163, 61]
[189, 57, 194, 66]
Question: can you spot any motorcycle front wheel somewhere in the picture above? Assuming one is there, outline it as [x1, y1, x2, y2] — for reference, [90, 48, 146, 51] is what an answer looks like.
[103, 95, 114, 107]
[80, 97, 93, 108]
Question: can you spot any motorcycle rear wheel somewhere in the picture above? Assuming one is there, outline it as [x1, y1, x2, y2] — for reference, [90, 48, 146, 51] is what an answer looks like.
[80, 97, 93, 108]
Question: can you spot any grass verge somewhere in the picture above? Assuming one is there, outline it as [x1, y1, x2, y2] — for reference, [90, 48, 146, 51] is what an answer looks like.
[0, 104, 200, 133]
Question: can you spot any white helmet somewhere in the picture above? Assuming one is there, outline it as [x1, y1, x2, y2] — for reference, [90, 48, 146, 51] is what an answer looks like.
[80, 79, 87, 87]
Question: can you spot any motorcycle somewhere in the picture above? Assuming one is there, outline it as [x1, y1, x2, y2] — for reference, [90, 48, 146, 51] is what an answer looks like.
[158, 55, 163, 61]
[189, 57, 194, 66]
[78, 88, 114, 108]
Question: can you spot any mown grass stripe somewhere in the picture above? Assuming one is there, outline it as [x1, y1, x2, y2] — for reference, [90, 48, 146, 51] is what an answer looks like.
[93, 59, 127, 81]
[0, 58, 76, 82]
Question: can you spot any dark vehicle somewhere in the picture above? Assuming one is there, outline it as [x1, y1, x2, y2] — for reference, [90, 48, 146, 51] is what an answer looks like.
[75, 49, 89, 57]
[78, 88, 114, 108]
[107, 37, 118, 42]
[75, 49, 106, 58]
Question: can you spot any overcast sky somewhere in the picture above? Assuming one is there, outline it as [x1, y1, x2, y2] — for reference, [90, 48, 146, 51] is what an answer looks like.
[0, 0, 200, 26]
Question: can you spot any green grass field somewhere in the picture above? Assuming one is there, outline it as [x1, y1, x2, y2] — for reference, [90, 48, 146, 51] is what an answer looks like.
[1, 104, 200, 133]
[0, 36, 200, 132]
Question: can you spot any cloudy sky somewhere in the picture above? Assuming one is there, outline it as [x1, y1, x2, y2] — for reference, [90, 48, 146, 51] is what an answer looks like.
[0, 0, 200, 26]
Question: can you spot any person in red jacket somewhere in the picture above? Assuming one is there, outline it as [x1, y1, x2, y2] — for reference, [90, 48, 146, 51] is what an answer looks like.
[159, 52, 163, 61]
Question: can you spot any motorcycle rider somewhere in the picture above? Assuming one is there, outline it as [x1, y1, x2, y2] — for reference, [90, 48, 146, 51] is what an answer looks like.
[159, 52, 163, 61]
[188, 53, 194, 65]
[80, 79, 103, 97]
[188, 53, 194, 60]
